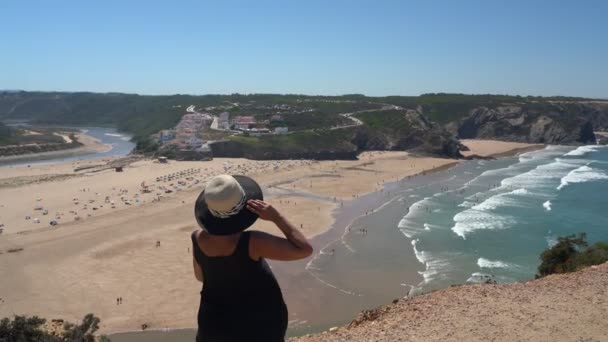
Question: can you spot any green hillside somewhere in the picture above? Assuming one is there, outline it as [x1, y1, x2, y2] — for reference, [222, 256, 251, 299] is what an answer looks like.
[0, 91, 602, 157]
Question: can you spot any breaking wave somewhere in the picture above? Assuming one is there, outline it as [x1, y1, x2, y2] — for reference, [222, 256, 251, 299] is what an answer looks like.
[557, 165, 608, 190]
[451, 210, 515, 239]
[564, 145, 604, 156]
[471, 189, 526, 211]
[411, 239, 452, 284]
[477, 258, 513, 269]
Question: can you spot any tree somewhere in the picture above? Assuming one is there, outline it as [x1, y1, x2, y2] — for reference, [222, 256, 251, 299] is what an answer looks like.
[0, 315, 51, 342]
[61, 314, 100, 342]
[576, 242, 608, 268]
[134, 136, 159, 153]
[537, 233, 608, 278]
[537, 233, 587, 277]
[0, 122, 14, 145]
[0, 314, 110, 342]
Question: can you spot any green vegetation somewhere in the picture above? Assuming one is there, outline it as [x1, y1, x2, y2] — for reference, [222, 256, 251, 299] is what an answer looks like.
[229, 129, 356, 154]
[1, 91, 603, 155]
[537, 233, 608, 278]
[0, 122, 13, 145]
[355, 110, 414, 135]
[373, 93, 596, 124]
[279, 111, 351, 131]
[0, 313, 110, 342]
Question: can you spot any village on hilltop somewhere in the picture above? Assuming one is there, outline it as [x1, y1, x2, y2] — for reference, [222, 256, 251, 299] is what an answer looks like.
[152, 104, 290, 160]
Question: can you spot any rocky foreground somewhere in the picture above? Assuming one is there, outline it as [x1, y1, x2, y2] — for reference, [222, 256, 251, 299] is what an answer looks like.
[291, 263, 608, 342]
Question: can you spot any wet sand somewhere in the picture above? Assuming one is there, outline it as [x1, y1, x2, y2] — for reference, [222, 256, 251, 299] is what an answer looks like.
[0, 142, 540, 334]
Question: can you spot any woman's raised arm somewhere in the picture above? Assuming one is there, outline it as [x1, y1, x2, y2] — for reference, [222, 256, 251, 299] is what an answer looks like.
[247, 199, 313, 261]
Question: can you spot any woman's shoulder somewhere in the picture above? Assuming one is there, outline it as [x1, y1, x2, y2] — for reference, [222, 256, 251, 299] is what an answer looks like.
[191, 229, 208, 242]
[247, 230, 270, 241]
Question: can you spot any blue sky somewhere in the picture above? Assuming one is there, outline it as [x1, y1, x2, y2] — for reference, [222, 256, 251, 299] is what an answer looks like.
[1, 0, 607, 97]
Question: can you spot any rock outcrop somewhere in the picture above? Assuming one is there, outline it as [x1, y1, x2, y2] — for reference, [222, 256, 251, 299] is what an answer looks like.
[452, 103, 607, 144]
[352, 109, 464, 158]
[210, 109, 465, 160]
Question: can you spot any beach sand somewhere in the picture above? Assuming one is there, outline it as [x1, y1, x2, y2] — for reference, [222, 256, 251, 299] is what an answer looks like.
[460, 139, 544, 157]
[0, 140, 539, 334]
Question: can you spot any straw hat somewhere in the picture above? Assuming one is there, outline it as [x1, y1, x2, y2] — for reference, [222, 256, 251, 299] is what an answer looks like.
[194, 175, 262, 235]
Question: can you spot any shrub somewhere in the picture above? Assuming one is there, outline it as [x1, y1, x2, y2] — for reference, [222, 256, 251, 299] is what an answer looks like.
[0, 313, 110, 342]
[537, 233, 608, 278]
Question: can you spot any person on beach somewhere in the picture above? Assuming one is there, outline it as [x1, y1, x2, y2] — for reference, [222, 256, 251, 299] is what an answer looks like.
[191, 175, 313, 342]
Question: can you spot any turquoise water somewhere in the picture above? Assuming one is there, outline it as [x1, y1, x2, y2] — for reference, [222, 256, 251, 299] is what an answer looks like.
[399, 145, 608, 292]
[110, 144, 608, 341]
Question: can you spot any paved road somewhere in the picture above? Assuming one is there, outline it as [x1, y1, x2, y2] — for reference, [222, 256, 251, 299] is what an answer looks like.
[184, 102, 402, 136]
[329, 105, 398, 131]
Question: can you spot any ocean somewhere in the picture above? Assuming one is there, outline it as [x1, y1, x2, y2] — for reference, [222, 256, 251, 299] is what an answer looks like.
[288, 144, 608, 333]
[398, 144, 608, 292]
[110, 144, 608, 341]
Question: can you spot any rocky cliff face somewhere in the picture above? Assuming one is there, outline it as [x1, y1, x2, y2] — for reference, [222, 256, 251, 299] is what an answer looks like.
[210, 109, 464, 160]
[451, 103, 608, 144]
[396, 110, 464, 158]
[352, 109, 464, 158]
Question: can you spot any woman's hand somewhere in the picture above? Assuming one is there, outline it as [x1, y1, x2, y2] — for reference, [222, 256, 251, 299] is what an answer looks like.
[247, 199, 280, 222]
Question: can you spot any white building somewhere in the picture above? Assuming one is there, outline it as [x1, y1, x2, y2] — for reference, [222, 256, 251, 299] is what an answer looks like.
[249, 128, 271, 137]
[274, 127, 289, 135]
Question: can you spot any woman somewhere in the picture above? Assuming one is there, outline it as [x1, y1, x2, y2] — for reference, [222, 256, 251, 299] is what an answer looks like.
[191, 174, 313, 342]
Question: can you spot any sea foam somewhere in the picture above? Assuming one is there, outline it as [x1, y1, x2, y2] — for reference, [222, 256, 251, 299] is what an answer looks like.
[564, 145, 604, 156]
[451, 210, 515, 239]
[542, 200, 552, 211]
[557, 165, 608, 190]
[471, 188, 529, 212]
[477, 257, 512, 269]
[410, 239, 452, 284]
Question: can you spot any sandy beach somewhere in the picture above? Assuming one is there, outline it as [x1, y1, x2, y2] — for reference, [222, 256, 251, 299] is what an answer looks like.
[0, 140, 541, 334]
[460, 139, 544, 158]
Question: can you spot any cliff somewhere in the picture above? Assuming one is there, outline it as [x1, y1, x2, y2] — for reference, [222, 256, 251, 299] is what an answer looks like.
[209, 109, 465, 161]
[291, 262, 608, 342]
[3, 92, 607, 159]
[449, 102, 608, 144]
[352, 109, 464, 158]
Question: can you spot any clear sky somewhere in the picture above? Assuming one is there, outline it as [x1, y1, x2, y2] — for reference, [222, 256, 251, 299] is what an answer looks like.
[1, 0, 607, 97]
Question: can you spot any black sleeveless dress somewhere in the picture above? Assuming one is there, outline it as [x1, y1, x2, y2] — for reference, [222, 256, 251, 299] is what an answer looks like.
[191, 231, 288, 342]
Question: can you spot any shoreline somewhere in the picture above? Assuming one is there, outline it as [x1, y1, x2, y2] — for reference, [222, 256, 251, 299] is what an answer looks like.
[459, 139, 545, 159]
[0, 140, 545, 336]
[489, 144, 547, 158]
[0, 131, 113, 165]
[109, 145, 531, 338]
